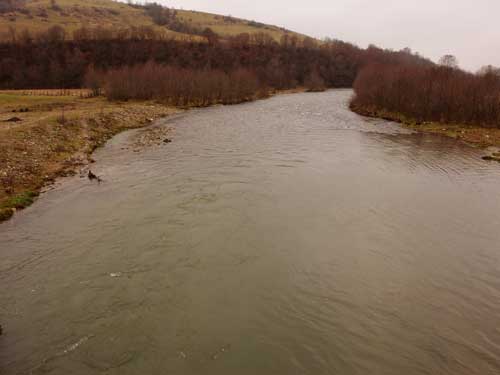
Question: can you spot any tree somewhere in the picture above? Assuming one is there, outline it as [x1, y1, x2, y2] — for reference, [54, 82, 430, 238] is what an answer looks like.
[144, 2, 173, 26]
[439, 54, 459, 69]
[304, 70, 326, 92]
[477, 65, 500, 76]
[45, 25, 66, 43]
[203, 28, 219, 45]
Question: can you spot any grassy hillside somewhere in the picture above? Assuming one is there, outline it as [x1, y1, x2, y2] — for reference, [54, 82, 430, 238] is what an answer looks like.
[0, 0, 303, 41]
[174, 9, 294, 41]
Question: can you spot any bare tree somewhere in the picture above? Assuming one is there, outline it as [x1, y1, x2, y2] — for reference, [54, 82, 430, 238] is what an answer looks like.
[477, 65, 500, 76]
[304, 70, 326, 92]
[439, 54, 459, 69]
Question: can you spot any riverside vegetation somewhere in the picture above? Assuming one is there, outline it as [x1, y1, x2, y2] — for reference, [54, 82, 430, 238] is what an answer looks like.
[350, 60, 500, 149]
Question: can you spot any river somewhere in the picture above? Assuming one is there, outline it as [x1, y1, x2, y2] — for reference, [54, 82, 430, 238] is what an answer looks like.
[1, 90, 500, 374]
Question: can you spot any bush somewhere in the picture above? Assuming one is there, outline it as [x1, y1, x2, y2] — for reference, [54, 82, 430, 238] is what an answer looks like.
[143, 2, 174, 26]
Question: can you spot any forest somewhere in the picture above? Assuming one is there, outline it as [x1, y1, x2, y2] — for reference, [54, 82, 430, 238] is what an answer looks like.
[0, 24, 433, 104]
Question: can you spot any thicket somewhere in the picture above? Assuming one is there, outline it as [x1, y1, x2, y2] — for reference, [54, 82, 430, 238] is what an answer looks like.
[351, 62, 500, 128]
[126, 2, 205, 36]
[88, 62, 266, 105]
[142, 3, 176, 26]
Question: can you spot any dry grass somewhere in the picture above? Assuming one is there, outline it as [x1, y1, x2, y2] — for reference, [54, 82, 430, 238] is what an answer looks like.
[0, 0, 304, 41]
[176, 9, 301, 41]
[0, 89, 93, 97]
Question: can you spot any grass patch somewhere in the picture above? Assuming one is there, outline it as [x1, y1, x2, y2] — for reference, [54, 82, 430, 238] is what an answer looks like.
[0, 92, 78, 113]
[1, 191, 38, 210]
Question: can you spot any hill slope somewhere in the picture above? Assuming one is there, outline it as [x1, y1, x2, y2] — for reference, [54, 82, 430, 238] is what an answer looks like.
[0, 0, 304, 41]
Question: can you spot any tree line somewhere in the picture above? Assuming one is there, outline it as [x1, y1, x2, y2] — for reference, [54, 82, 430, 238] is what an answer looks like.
[0, 28, 431, 93]
[351, 59, 500, 128]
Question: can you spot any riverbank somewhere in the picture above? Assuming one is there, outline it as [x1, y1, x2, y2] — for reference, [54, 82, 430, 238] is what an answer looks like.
[351, 103, 500, 152]
[0, 88, 310, 223]
[0, 92, 182, 222]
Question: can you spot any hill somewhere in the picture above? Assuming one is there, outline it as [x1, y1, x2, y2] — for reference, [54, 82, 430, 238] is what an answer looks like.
[0, 0, 305, 42]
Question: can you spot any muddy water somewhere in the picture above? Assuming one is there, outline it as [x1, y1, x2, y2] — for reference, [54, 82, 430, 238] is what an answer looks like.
[1, 90, 500, 375]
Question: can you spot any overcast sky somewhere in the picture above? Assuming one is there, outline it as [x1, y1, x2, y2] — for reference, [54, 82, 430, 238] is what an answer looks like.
[156, 0, 499, 71]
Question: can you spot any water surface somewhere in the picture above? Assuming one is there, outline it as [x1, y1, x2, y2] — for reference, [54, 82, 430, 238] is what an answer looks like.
[1, 90, 500, 375]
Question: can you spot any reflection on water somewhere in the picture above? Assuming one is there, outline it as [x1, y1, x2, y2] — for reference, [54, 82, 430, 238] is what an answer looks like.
[1, 90, 500, 375]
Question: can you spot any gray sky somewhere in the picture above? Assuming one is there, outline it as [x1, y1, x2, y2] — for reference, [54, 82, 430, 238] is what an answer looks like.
[157, 0, 500, 72]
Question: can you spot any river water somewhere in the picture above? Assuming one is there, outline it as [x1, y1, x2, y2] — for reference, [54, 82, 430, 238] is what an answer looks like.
[1, 90, 500, 375]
